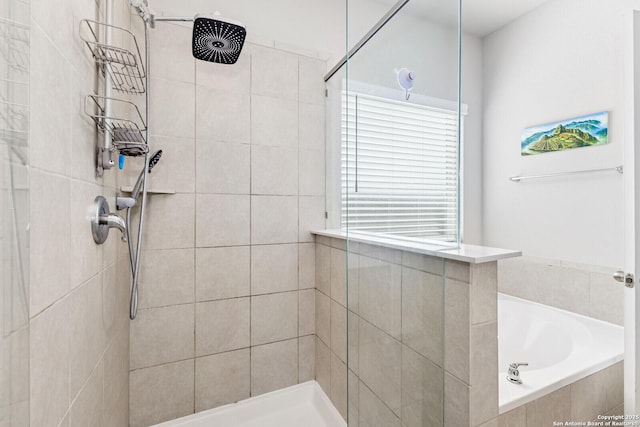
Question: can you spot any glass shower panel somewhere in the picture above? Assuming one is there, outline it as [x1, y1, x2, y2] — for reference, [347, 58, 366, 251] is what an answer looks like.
[326, 0, 460, 424]
[345, 245, 446, 426]
[0, 0, 30, 425]
[342, 0, 462, 246]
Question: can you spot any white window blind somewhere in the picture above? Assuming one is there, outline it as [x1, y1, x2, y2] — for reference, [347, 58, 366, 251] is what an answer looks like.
[341, 91, 460, 242]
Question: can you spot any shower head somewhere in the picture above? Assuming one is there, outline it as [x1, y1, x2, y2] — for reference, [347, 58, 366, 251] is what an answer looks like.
[192, 14, 246, 64]
[131, 150, 163, 201]
[148, 149, 163, 173]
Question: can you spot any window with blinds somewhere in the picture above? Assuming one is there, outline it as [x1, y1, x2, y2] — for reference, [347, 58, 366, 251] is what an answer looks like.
[341, 91, 460, 242]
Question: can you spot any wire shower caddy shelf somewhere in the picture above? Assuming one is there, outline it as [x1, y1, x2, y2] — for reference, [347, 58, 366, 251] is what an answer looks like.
[80, 19, 146, 95]
[85, 95, 149, 156]
[0, 18, 29, 74]
[0, 18, 29, 147]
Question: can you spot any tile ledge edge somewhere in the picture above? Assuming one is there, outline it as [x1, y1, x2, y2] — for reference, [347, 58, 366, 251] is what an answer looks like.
[311, 229, 522, 264]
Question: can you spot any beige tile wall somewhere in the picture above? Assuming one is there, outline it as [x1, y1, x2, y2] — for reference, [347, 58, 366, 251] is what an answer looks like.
[315, 237, 499, 427]
[1, 0, 30, 425]
[497, 362, 623, 427]
[498, 256, 624, 325]
[28, 0, 132, 426]
[125, 24, 327, 426]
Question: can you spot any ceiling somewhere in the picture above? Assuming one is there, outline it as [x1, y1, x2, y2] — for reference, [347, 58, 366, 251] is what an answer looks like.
[146, 0, 552, 67]
[462, 0, 551, 36]
[149, 0, 551, 39]
[371, 0, 551, 37]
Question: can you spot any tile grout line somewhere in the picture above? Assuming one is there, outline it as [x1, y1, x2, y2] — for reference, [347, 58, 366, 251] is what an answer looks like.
[248, 44, 253, 398]
[297, 53, 301, 386]
[328, 232, 332, 399]
[192, 54, 197, 415]
[129, 335, 310, 374]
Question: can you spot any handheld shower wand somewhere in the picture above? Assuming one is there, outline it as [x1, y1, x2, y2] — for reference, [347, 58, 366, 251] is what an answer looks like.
[117, 149, 163, 211]
[126, 149, 162, 319]
[124, 149, 162, 265]
[131, 149, 163, 200]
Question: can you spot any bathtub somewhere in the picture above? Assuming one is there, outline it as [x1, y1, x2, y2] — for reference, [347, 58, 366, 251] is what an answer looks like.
[152, 381, 346, 427]
[498, 293, 624, 413]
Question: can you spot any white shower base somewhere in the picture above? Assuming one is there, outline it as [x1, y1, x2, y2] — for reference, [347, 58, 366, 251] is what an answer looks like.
[152, 381, 346, 427]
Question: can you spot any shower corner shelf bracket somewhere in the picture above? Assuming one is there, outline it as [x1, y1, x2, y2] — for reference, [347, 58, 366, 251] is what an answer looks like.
[84, 94, 149, 157]
[120, 186, 175, 195]
[79, 19, 146, 95]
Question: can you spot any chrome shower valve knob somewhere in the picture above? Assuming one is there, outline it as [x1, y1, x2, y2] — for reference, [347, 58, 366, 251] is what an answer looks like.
[91, 195, 128, 244]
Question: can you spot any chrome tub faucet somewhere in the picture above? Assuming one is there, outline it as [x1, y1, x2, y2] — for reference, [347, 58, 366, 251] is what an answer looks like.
[506, 362, 528, 385]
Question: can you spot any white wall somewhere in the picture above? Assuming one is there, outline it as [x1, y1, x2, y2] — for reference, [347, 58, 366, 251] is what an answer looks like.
[482, 0, 629, 268]
[463, 34, 484, 244]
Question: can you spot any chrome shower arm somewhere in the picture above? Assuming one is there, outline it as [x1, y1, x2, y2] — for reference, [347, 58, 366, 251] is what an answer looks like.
[148, 16, 194, 28]
[152, 16, 194, 22]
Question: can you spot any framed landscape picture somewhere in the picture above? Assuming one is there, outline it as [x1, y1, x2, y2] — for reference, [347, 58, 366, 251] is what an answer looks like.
[521, 111, 608, 156]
